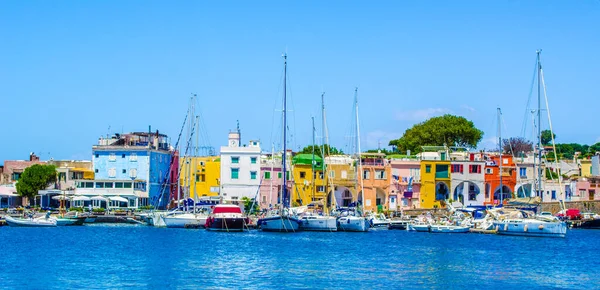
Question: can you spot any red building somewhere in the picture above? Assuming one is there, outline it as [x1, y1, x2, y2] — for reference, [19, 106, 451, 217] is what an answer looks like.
[483, 154, 517, 205]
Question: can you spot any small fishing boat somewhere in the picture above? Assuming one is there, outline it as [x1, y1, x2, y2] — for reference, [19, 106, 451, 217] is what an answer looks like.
[409, 223, 431, 232]
[337, 208, 370, 232]
[164, 213, 209, 228]
[205, 204, 248, 232]
[300, 214, 337, 232]
[56, 216, 86, 226]
[5, 213, 57, 227]
[429, 225, 470, 233]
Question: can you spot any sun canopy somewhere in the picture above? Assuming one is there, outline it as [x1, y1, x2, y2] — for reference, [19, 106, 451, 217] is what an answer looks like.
[0, 186, 17, 197]
[72, 196, 91, 201]
[91, 196, 108, 201]
[109, 196, 128, 203]
[51, 195, 69, 201]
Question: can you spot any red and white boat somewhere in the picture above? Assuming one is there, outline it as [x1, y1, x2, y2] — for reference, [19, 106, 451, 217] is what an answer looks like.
[205, 204, 248, 232]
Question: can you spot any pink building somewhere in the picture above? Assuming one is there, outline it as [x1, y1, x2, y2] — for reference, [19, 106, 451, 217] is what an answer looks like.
[2, 153, 45, 184]
[259, 157, 285, 210]
[390, 158, 421, 210]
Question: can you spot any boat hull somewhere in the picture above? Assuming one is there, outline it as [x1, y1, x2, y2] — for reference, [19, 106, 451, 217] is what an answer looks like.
[5, 216, 56, 227]
[301, 216, 337, 231]
[409, 224, 431, 232]
[337, 216, 369, 232]
[493, 219, 567, 238]
[388, 221, 409, 230]
[163, 214, 208, 228]
[429, 225, 470, 233]
[206, 217, 246, 232]
[258, 216, 302, 232]
[56, 217, 86, 226]
[578, 219, 600, 229]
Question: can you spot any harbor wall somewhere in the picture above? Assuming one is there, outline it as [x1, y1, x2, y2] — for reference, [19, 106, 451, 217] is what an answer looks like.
[540, 200, 600, 213]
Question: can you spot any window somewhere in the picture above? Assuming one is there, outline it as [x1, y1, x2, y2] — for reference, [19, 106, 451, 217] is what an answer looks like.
[551, 190, 557, 200]
[287, 172, 290, 180]
[451, 164, 463, 173]
[317, 186, 325, 192]
[485, 168, 493, 174]
[262, 196, 266, 203]
[278, 172, 282, 179]
[95, 182, 104, 188]
[129, 168, 137, 178]
[250, 171, 257, 180]
[115, 182, 124, 188]
[85, 182, 94, 188]
[196, 174, 200, 182]
[519, 167, 527, 177]
[251, 157, 257, 164]
[341, 170, 347, 179]
[578, 190, 585, 197]
[435, 165, 449, 178]
[231, 168, 239, 179]
[231, 157, 240, 164]
[122, 169, 126, 174]
[425, 165, 431, 173]
[130, 153, 138, 162]
[329, 171, 335, 178]
[200, 174, 206, 182]
[124, 182, 132, 188]
[375, 170, 386, 180]
[363, 170, 370, 180]
[104, 182, 113, 188]
[108, 168, 116, 178]
[469, 165, 481, 174]
[95, 169, 99, 173]
[11, 172, 21, 181]
[300, 171, 306, 179]
[122, 154, 126, 158]
[264, 171, 271, 179]
[109, 153, 116, 161]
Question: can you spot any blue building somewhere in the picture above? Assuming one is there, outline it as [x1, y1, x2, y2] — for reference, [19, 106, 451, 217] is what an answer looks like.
[86, 131, 173, 209]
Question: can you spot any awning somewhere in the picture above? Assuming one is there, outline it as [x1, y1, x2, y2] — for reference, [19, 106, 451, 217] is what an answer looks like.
[109, 196, 128, 203]
[51, 195, 69, 201]
[72, 196, 91, 201]
[403, 191, 413, 198]
[91, 196, 108, 201]
[0, 186, 17, 197]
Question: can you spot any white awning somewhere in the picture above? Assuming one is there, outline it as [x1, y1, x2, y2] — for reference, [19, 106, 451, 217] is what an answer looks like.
[0, 186, 17, 197]
[91, 196, 108, 201]
[72, 196, 91, 201]
[51, 195, 69, 201]
[109, 196, 128, 203]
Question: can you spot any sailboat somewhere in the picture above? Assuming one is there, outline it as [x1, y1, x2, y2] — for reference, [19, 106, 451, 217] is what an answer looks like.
[492, 50, 567, 238]
[299, 104, 337, 232]
[257, 54, 303, 232]
[336, 88, 370, 232]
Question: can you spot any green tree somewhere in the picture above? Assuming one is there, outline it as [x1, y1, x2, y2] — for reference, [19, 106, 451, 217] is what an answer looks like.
[388, 114, 483, 154]
[298, 144, 343, 157]
[16, 164, 57, 201]
[241, 197, 259, 214]
[541, 129, 556, 145]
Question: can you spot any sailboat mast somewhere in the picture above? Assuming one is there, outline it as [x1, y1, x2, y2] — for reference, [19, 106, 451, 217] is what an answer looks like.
[497, 107, 503, 204]
[355, 88, 365, 211]
[312, 117, 316, 202]
[536, 50, 543, 197]
[282, 53, 288, 208]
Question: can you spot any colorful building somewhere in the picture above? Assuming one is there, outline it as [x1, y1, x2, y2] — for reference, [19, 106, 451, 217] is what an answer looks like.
[259, 152, 287, 209]
[449, 152, 486, 206]
[291, 153, 326, 206]
[483, 154, 517, 205]
[326, 156, 356, 207]
[219, 130, 261, 204]
[390, 157, 421, 210]
[419, 147, 451, 209]
[358, 153, 391, 212]
[179, 156, 221, 199]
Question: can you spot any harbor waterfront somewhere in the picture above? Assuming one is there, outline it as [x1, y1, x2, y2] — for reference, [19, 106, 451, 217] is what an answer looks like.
[0, 225, 598, 289]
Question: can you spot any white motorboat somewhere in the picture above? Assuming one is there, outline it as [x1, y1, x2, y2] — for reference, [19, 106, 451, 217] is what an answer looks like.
[5, 214, 57, 227]
[206, 204, 249, 232]
[300, 214, 337, 231]
[368, 213, 390, 228]
[336, 208, 369, 232]
[258, 208, 302, 232]
[388, 219, 410, 230]
[408, 223, 431, 232]
[163, 213, 208, 228]
[490, 208, 567, 238]
[55, 217, 86, 226]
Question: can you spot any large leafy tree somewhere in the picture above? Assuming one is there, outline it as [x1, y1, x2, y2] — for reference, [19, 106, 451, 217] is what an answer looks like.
[541, 129, 556, 145]
[388, 114, 484, 154]
[298, 144, 343, 157]
[16, 164, 57, 200]
[503, 137, 534, 156]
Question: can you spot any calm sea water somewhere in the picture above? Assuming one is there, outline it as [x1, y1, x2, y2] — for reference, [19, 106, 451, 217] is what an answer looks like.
[0, 225, 598, 289]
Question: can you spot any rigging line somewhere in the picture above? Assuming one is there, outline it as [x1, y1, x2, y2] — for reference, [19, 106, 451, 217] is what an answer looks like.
[540, 66, 564, 199]
[286, 63, 297, 152]
[270, 65, 285, 150]
[521, 58, 540, 138]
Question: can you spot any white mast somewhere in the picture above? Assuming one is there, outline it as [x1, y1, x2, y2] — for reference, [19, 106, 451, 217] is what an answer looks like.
[355, 88, 365, 213]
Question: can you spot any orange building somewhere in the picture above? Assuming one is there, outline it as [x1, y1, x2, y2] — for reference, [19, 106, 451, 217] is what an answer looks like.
[358, 153, 391, 212]
[483, 154, 517, 205]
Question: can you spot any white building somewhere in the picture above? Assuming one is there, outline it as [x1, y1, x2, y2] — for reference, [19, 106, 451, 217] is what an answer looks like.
[449, 152, 486, 206]
[219, 131, 261, 204]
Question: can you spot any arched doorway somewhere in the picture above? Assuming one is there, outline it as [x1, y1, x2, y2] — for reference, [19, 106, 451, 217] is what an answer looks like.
[494, 185, 512, 201]
[453, 184, 464, 204]
[375, 188, 386, 211]
[515, 184, 532, 198]
[435, 182, 449, 201]
[334, 186, 354, 207]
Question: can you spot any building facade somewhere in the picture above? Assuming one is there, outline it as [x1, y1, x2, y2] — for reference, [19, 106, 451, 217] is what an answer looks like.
[419, 148, 451, 209]
[449, 152, 486, 207]
[390, 158, 421, 210]
[291, 154, 326, 206]
[358, 153, 391, 212]
[179, 156, 221, 199]
[219, 131, 261, 204]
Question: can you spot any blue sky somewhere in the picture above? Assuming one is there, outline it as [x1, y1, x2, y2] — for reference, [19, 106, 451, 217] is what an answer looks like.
[1, 1, 599, 163]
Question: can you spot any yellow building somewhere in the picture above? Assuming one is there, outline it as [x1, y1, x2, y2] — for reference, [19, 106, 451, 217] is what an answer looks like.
[419, 148, 451, 209]
[180, 156, 221, 198]
[581, 159, 592, 177]
[291, 154, 327, 206]
[325, 156, 356, 207]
